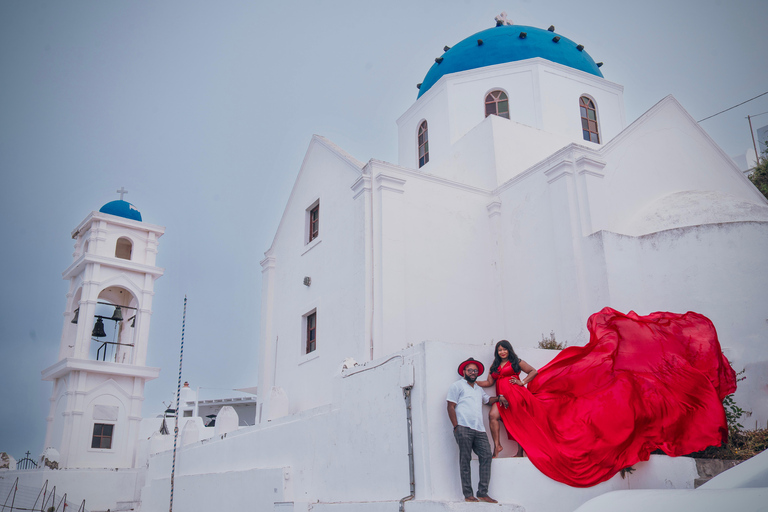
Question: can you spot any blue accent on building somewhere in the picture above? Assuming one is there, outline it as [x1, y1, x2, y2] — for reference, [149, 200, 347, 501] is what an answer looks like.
[99, 200, 143, 222]
[418, 25, 603, 98]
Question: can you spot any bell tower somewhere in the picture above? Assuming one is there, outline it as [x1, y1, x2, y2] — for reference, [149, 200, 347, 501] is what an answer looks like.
[42, 190, 165, 469]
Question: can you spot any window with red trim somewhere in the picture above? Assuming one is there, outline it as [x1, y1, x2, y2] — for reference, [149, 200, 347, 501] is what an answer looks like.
[485, 90, 510, 119]
[580, 97, 600, 143]
[305, 311, 317, 354]
[91, 423, 114, 449]
[418, 121, 429, 168]
[308, 204, 319, 242]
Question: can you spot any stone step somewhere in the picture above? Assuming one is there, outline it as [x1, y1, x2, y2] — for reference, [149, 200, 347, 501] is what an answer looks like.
[285, 501, 524, 511]
[112, 500, 139, 511]
[693, 459, 741, 488]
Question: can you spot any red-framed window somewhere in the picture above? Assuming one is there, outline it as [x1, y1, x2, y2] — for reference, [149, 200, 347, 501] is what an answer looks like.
[91, 423, 114, 449]
[309, 204, 319, 242]
[580, 96, 600, 143]
[485, 90, 510, 119]
[306, 312, 317, 354]
[418, 121, 429, 168]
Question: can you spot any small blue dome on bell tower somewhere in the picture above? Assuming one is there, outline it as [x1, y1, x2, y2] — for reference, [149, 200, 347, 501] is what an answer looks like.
[99, 200, 143, 221]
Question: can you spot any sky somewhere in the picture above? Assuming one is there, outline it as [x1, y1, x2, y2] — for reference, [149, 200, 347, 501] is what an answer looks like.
[1, 0, 767, 459]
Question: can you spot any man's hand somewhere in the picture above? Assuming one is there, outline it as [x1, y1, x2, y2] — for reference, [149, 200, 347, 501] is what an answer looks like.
[447, 401, 458, 430]
[498, 395, 509, 408]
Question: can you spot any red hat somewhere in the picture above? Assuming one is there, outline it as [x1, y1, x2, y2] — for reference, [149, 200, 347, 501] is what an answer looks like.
[457, 357, 484, 376]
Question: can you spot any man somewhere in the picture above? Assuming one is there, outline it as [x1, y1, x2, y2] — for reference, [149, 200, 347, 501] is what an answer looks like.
[447, 357, 507, 503]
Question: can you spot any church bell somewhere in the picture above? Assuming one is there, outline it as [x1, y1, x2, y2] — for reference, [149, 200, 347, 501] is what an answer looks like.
[92, 317, 107, 338]
[111, 306, 123, 322]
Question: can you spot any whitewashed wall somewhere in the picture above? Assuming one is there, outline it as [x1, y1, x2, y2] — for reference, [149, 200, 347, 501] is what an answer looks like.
[259, 136, 367, 419]
[137, 342, 700, 512]
[5, 467, 145, 512]
[397, 59, 625, 174]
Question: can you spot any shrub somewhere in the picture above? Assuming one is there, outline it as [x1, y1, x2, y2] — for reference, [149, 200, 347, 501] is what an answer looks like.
[537, 331, 567, 350]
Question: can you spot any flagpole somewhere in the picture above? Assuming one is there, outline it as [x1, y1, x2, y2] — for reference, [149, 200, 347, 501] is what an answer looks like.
[169, 296, 187, 512]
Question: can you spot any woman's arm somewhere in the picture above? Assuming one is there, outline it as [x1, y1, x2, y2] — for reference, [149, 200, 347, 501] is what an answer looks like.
[475, 374, 496, 387]
[518, 360, 537, 385]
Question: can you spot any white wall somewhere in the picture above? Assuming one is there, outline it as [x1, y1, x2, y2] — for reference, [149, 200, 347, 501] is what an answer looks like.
[6, 467, 145, 512]
[597, 96, 767, 236]
[138, 342, 700, 512]
[143, 351, 412, 510]
[259, 137, 367, 418]
[366, 162, 501, 353]
[397, 59, 625, 175]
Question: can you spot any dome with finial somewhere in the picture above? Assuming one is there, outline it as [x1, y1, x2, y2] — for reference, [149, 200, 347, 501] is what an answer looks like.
[418, 19, 603, 98]
[99, 200, 142, 221]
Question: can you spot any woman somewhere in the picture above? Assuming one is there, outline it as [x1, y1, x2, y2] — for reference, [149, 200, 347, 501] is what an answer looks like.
[477, 340, 537, 458]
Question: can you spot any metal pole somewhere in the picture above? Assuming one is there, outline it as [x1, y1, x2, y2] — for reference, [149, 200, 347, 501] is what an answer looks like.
[194, 386, 200, 419]
[748, 115, 760, 168]
[399, 386, 415, 512]
[169, 296, 187, 512]
[7, 477, 18, 512]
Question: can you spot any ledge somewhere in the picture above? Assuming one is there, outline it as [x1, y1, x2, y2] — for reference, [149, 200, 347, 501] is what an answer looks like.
[41, 358, 161, 381]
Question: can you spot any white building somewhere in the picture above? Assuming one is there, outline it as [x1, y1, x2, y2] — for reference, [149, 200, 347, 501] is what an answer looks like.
[256, 20, 768, 429]
[3, 17, 768, 512]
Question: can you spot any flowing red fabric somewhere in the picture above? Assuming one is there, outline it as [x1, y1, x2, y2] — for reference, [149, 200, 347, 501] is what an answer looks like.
[493, 307, 737, 487]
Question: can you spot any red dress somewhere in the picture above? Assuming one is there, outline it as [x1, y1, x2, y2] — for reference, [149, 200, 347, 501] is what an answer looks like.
[491, 307, 737, 488]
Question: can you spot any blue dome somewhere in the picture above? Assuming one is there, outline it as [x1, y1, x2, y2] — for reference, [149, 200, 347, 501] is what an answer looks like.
[418, 25, 603, 98]
[99, 200, 142, 221]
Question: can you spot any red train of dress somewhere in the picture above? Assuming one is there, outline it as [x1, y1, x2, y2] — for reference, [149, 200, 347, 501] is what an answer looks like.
[493, 307, 737, 487]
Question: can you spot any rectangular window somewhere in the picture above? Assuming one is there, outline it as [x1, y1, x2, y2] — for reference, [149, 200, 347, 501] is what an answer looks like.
[309, 204, 319, 242]
[91, 423, 114, 449]
[306, 311, 317, 354]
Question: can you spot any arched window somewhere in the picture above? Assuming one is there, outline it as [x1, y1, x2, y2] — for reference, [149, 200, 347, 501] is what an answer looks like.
[418, 121, 429, 168]
[115, 237, 132, 260]
[485, 90, 509, 119]
[580, 96, 600, 143]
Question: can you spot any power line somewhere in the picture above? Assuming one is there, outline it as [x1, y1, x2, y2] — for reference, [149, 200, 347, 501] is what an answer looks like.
[697, 91, 768, 122]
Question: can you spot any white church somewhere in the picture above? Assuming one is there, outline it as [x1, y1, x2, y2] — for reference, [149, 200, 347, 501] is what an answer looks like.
[3, 15, 768, 512]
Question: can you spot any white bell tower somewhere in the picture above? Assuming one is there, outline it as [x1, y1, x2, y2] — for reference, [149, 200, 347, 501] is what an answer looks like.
[42, 190, 165, 469]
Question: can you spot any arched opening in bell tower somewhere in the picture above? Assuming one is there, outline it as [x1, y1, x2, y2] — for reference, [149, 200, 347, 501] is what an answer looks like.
[115, 237, 133, 260]
[89, 286, 139, 364]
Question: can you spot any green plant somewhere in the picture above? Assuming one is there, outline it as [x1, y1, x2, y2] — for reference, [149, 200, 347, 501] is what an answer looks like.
[537, 331, 567, 350]
[723, 367, 748, 435]
[748, 141, 768, 200]
[723, 394, 745, 435]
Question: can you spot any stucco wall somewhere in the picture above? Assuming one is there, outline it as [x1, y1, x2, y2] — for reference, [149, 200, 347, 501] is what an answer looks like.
[139, 342, 700, 512]
[397, 59, 625, 173]
[262, 138, 367, 417]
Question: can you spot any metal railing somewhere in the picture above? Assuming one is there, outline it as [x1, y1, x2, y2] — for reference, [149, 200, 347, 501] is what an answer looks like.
[14, 453, 36, 471]
[0, 478, 87, 512]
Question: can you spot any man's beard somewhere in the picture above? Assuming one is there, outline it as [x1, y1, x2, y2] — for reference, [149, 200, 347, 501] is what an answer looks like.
[464, 374, 477, 383]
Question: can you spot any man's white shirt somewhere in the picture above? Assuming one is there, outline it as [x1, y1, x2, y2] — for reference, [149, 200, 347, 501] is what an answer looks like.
[447, 379, 490, 432]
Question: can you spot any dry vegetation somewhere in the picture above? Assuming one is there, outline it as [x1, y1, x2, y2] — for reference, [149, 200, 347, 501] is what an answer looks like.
[537, 331, 567, 350]
[686, 428, 768, 461]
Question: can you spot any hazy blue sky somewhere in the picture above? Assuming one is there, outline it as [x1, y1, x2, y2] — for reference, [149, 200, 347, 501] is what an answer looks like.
[1, 0, 767, 458]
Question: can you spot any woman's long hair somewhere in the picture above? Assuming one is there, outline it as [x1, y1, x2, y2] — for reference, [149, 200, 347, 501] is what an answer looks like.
[489, 339, 520, 376]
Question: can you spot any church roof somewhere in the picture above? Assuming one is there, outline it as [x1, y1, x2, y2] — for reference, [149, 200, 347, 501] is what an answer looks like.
[99, 200, 143, 221]
[418, 24, 603, 98]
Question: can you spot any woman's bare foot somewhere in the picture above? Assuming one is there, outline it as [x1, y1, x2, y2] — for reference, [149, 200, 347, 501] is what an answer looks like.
[493, 444, 504, 458]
